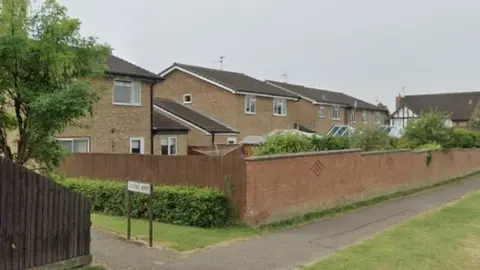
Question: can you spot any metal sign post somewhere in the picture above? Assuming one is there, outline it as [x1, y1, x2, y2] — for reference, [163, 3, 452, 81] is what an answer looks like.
[126, 181, 153, 247]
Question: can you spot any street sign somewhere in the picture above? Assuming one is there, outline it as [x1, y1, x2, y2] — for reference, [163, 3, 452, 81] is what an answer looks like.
[126, 181, 154, 247]
[127, 181, 151, 195]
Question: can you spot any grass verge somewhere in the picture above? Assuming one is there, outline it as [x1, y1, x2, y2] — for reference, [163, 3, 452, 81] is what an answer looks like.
[92, 171, 479, 252]
[304, 191, 480, 270]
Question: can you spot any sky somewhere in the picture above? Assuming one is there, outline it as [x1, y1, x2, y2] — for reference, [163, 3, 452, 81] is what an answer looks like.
[54, 0, 480, 111]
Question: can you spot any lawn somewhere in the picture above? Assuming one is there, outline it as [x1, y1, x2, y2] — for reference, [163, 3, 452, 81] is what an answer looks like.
[304, 192, 480, 270]
[91, 214, 258, 251]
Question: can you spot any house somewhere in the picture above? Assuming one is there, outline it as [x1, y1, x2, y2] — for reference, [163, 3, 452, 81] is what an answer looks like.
[156, 63, 310, 142]
[391, 92, 480, 128]
[266, 81, 389, 133]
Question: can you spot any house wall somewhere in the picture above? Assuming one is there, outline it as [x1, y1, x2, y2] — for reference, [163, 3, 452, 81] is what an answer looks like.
[390, 106, 419, 128]
[154, 70, 300, 139]
[58, 78, 153, 154]
[153, 134, 188, 155]
[350, 109, 386, 129]
[243, 149, 480, 226]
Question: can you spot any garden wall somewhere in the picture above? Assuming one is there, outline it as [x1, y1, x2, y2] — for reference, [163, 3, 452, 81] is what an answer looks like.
[244, 148, 480, 225]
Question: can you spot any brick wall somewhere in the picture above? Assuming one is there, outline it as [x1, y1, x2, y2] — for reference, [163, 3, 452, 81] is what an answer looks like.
[243, 149, 480, 225]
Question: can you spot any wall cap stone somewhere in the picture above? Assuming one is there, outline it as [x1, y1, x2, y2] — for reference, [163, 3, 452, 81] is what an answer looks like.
[360, 149, 411, 156]
[245, 149, 363, 161]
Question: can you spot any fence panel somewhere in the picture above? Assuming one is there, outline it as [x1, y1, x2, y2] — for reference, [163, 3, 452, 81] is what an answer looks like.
[0, 157, 92, 270]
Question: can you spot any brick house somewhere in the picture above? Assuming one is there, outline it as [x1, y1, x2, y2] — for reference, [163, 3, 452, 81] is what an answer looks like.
[266, 81, 389, 133]
[58, 56, 235, 155]
[391, 92, 480, 128]
[156, 63, 308, 142]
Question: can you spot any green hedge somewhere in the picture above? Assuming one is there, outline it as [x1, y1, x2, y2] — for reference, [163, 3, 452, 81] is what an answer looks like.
[57, 178, 229, 228]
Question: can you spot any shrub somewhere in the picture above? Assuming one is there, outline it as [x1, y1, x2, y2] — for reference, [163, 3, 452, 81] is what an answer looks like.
[57, 178, 229, 228]
[449, 129, 476, 148]
[253, 134, 313, 155]
[310, 135, 351, 151]
[351, 127, 392, 151]
[404, 109, 453, 148]
[416, 142, 443, 151]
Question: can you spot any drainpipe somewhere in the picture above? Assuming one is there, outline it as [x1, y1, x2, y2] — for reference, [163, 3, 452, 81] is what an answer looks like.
[211, 132, 215, 145]
[150, 79, 160, 155]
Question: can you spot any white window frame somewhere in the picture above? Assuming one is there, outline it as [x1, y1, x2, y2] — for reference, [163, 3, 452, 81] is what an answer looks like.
[332, 106, 341, 120]
[112, 80, 141, 106]
[168, 137, 177, 155]
[183, 94, 192, 104]
[362, 110, 368, 123]
[129, 137, 145, 154]
[57, 137, 91, 153]
[350, 110, 356, 123]
[273, 98, 287, 116]
[319, 105, 325, 118]
[227, 137, 237, 144]
[375, 112, 381, 124]
[245, 95, 257, 114]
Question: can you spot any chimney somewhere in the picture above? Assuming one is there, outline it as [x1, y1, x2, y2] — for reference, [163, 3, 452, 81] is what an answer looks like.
[395, 94, 404, 110]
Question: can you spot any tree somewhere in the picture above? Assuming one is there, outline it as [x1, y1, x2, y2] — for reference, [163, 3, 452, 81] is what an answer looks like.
[0, 0, 111, 170]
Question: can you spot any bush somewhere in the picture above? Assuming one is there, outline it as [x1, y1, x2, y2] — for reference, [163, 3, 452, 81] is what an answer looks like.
[449, 129, 476, 148]
[404, 109, 453, 148]
[416, 142, 443, 151]
[351, 127, 392, 151]
[253, 134, 313, 155]
[310, 135, 351, 151]
[57, 178, 229, 228]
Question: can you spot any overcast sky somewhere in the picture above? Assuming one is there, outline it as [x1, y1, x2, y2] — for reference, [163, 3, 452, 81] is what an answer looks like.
[56, 0, 480, 111]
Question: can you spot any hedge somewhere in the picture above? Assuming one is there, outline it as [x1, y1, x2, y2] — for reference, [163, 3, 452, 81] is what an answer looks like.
[57, 178, 229, 228]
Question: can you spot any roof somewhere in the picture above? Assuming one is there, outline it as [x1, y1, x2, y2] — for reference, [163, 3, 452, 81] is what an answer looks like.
[152, 111, 189, 133]
[400, 91, 480, 121]
[240, 135, 266, 145]
[153, 98, 238, 134]
[267, 81, 386, 111]
[159, 63, 299, 99]
[107, 55, 161, 80]
[293, 123, 317, 133]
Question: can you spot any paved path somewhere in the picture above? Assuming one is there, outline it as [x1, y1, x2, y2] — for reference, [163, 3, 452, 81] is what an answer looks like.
[91, 175, 480, 270]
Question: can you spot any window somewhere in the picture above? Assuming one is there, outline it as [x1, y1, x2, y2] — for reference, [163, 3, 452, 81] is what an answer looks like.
[349, 110, 356, 123]
[227, 137, 237, 144]
[332, 106, 341, 120]
[245, 95, 256, 114]
[57, 138, 90, 153]
[375, 112, 381, 124]
[327, 125, 355, 137]
[273, 98, 287, 116]
[319, 105, 325, 118]
[161, 137, 177, 155]
[129, 137, 144, 154]
[183, 94, 192, 104]
[113, 80, 141, 105]
[362, 110, 368, 123]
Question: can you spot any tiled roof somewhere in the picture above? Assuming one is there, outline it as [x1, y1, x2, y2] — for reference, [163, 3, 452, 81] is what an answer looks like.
[153, 98, 238, 134]
[161, 63, 299, 98]
[267, 81, 387, 111]
[152, 111, 189, 133]
[401, 91, 480, 121]
[107, 55, 161, 80]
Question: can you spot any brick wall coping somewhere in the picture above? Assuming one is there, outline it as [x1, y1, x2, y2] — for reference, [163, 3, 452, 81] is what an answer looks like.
[245, 149, 363, 161]
[360, 149, 411, 156]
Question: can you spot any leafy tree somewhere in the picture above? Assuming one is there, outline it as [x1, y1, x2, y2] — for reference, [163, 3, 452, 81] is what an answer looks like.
[351, 126, 392, 151]
[404, 109, 453, 148]
[0, 0, 111, 170]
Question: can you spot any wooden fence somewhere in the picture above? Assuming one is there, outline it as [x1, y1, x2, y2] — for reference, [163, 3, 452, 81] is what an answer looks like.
[0, 157, 92, 270]
[57, 153, 247, 218]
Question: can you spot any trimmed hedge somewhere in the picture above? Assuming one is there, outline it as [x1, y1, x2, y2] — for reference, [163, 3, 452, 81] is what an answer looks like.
[57, 178, 229, 228]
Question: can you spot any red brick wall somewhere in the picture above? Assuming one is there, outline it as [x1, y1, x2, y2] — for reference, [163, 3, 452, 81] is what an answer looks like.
[244, 149, 480, 225]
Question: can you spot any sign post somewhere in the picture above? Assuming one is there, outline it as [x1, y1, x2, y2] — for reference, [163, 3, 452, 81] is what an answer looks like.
[127, 181, 153, 247]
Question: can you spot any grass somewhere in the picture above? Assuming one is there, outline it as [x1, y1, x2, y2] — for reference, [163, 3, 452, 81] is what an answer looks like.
[76, 266, 106, 270]
[92, 171, 479, 252]
[304, 191, 480, 270]
[91, 214, 257, 251]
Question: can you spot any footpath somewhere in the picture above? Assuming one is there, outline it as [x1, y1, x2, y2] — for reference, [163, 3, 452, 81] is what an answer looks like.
[91, 175, 480, 270]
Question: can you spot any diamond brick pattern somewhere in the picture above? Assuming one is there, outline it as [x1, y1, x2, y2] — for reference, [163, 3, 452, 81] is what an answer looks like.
[311, 159, 326, 177]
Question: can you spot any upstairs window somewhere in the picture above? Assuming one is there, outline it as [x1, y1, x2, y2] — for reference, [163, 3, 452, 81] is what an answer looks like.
[319, 105, 325, 118]
[57, 138, 90, 153]
[375, 112, 381, 124]
[113, 80, 141, 105]
[273, 98, 287, 116]
[332, 106, 341, 120]
[362, 110, 368, 123]
[245, 95, 256, 114]
[349, 110, 356, 123]
[183, 94, 192, 104]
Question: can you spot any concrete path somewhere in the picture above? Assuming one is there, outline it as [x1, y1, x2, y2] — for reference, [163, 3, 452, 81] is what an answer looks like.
[91, 175, 480, 270]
